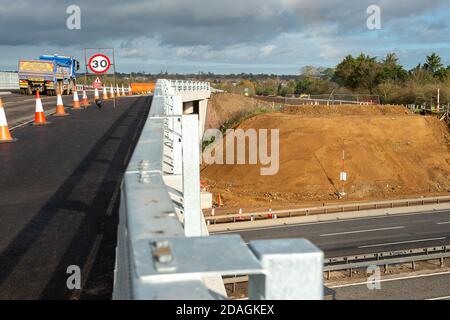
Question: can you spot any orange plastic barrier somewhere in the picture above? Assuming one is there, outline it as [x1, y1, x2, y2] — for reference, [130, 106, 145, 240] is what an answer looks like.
[131, 82, 155, 94]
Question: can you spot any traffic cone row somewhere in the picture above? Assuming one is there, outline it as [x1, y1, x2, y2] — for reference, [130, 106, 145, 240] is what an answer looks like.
[0, 84, 133, 144]
[101, 84, 133, 98]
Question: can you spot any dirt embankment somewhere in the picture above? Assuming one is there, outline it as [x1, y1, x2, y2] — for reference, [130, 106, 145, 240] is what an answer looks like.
[202, 94, 450, 209]
[205, 93, 273, 130]
[282, 104, 413, 116]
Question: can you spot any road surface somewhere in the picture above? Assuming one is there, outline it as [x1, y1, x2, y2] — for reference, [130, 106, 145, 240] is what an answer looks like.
[213, 209, 450, 257]
[330, 271, 450, 300]
[0, 95, 151, 299]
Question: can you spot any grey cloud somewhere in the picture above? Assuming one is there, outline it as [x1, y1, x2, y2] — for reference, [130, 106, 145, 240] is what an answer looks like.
[0, 0, 448, 73]
[0, 0, 297, 47]
[1, 0, 446, 48]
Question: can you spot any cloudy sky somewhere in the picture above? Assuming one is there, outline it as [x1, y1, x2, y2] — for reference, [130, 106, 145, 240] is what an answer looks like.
[0, 0, 449, 74]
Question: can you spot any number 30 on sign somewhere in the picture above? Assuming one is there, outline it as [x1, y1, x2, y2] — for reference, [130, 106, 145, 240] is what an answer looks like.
[88, 54, 111, 74]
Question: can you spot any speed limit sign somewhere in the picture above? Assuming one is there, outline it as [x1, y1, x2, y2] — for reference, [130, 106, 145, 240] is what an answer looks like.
[88, 54, 111, 74]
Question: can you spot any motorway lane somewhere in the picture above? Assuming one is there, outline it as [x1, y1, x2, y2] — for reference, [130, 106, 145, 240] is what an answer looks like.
[0, 95, 151, 299]
[330, 271, 450, 300]
[213, 210, 450, 257]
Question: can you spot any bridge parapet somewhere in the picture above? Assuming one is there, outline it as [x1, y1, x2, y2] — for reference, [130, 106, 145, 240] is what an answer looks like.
[166, 79, 211, 102]
[113, 79, 323, 300]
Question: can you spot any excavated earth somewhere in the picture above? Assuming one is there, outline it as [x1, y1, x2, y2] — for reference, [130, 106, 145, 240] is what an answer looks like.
[202, 94, 450, 210]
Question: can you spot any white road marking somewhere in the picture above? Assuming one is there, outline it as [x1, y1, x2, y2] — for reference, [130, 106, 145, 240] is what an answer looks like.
[358, 237, 447, 249]
[4, 98, 36, 105]
[320, 226, 405, 237]
[427, 296, 450, 301]
[437, 222, 450, 225]
[330, 270, 450, 289]
[9, 120, 34, 130]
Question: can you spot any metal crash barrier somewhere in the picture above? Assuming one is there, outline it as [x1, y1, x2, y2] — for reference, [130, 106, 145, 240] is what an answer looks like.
[113, 79, 324, 300]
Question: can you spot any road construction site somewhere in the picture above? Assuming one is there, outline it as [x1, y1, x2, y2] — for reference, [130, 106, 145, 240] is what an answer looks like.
[199, 92, 450, 300]
[0, 86, 448, 300]
[202, 93, 450, 211]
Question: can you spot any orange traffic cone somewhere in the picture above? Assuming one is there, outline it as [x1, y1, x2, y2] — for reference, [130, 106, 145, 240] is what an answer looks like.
[110, 84, 115, 99]
[72, 89, 82, 110]
[82, 89, 89, 108]
[128, 85, 132, 96]
[116, 85, 121, 97]
[0, 98, 17, 143]
[33, 91, 49, 125]
[94, 88, 100, 100]
[102, 86, 108, 100]
[217, 194, 223, 207]
[54, 91, 69, 117]
[121, 85, 126, 97]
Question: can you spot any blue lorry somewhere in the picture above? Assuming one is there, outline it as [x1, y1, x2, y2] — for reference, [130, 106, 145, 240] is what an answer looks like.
[18, 54, 80, 95]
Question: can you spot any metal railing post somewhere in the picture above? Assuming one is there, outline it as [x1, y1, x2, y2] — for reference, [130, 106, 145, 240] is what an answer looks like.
[182, 115, 204, 237]
[172, 96, 183, 175]
[248, 239, 324, 300]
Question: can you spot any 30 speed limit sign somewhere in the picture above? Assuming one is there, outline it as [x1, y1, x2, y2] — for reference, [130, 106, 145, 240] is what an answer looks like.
[88, 54, 111, 74]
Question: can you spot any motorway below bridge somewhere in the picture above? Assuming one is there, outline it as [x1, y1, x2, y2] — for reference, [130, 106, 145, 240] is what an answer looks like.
[0, 95, 151, 299]
[213, 209, 450, 257]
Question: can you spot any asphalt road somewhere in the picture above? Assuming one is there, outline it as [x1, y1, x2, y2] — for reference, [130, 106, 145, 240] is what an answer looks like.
[330, 271, 450, 300]
[0, 95, 151, 299]
[214, 209, 450, 257]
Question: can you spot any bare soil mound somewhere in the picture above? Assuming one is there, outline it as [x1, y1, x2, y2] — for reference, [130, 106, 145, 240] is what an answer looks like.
[202, 104, 450, 209]
[205, 93, 272, 130]
[282, 104, 413, 116]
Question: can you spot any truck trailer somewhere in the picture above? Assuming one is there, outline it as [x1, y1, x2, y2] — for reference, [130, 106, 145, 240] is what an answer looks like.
[18, 54, 80, 95]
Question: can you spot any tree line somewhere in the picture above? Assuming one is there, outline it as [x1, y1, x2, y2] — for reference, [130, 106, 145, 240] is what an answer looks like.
[217, 53, 449, 106]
